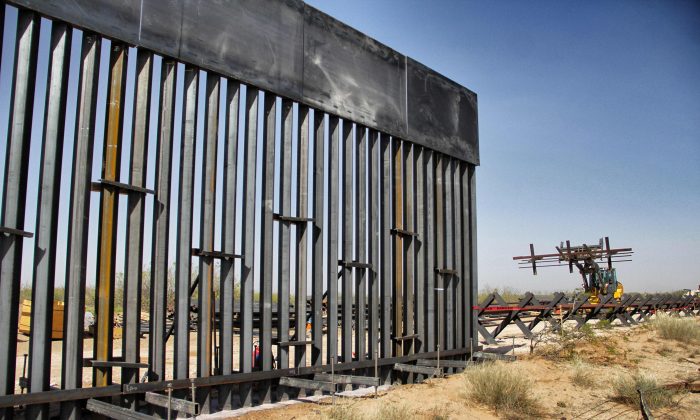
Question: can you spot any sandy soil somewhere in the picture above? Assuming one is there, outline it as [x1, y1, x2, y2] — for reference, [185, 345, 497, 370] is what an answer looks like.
[229, 321, 700, 420]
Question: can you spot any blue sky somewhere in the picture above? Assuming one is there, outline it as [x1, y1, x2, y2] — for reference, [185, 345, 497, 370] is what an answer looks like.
[2, 1, 699, 294]
[304, 0, 700, 293]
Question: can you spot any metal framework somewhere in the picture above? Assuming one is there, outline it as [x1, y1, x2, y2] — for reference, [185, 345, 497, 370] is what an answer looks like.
[0, 0, 479, 417]
[475, 292, 700, 344]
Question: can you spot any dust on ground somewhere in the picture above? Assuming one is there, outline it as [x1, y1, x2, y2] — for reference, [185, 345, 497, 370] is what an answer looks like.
[231, 320, 700, 420]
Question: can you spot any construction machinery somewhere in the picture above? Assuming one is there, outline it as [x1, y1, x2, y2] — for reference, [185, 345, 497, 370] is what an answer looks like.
[514, 237, 633, 304]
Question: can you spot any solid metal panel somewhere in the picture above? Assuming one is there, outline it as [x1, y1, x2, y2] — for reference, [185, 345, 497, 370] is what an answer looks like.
[239, 87, 259, 407]
[0, 11, 38, 413]
[327, 116, 340, 365]
[94, 43, 127, 388]
[149, 59, 176, 384]
[425, 150, 435, 352]
[341, 122, 353, 363]
[311, 111, 324, 368]
[197, 73, 219, 413]
[27, 21, 70, 419]
[415, 146, 425, 353]
[8, 0, 479, 164]
[61, 33, 100, 420]
[295, 105, 310, 368]
[302, 6, 406, 140]
[175, 66, 198, 380]
[406, 58, 479, 165]
[219, 79, 240, 410]
[259, 93, 276, 403]
[367, 130, 380, 362]
[278, 99, 293, 371]
[355, 127, 367, 362]
[380, 136, 391, 359]
[179, 0, 304, 101]
[122, 50, 152, 409]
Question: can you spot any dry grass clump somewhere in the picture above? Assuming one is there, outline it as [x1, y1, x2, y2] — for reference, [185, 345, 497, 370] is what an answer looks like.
[569, 358, 596, 388]
[462, 362, 540, 416]
[652, 314, 700, 343]
[611, 371, 674, 409]
[326, 402, 411, 420]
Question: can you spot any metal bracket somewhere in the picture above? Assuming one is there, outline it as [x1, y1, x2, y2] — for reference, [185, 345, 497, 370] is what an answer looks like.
[0, 226, 33, 238]
[276, 340, 313, 347]
[338, 260, 373, 269]
[435, 268, 458, 276]
[393, 333, 419, 342]
[91, 179, 155, 195]
[390, 227, 418, 237]
[90, 360, 149, 369]
[274, 214, 314, 223]
[192, 248, 243, 260]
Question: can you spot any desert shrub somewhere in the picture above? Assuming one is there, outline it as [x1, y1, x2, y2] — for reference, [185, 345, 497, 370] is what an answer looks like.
[652, 314, 700, 343]
[570, 358, 595, 388]
[326, 403, 361, 420]
[611, 371, 674, 409]
[375, 404, 412, 420]
[463, 362, 540, 416]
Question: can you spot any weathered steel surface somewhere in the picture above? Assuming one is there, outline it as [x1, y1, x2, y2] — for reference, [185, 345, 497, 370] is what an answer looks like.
[6, 0, 478, 163]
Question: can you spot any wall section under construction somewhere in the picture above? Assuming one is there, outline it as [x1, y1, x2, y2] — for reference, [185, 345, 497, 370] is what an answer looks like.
[0, 0, 479, 416]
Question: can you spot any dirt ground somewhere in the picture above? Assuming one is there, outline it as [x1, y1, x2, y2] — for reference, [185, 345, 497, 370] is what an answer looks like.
[230, 320, 700, 420]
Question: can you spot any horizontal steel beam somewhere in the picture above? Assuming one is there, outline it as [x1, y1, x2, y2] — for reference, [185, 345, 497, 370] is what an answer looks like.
[85, 399, 153, 420]
[314, 373, 380, 387]
[144, 392, 199, 415]
[393, 363, 441, 377]
[278, 377, 334, 393]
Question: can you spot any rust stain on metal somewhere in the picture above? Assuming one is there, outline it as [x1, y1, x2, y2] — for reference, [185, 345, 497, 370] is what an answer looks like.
[95, 45, 125, 387]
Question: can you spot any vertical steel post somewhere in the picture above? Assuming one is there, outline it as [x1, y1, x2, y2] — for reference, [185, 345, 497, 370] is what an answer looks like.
[341, 122, 353, 363]
[454, 162, 464, 350]
[0, 12, 38, 416]
[425, 150, 435, 352]
[94, 43, 127, 387]
[295, 105, 310, 368]
[435, 154, 444, 352]
[259, 92, 276, 403]
[445, 159, 454, 351]
[123, 50, 152, 410]
[468, 165, 478, 349]
[380, 135, 391, 362]
[239, 87, 259, 407]
[197, 73, 219, 413]
[392, 139, 403, 357]
[367, 130, 380, 363]
[27, 21, 70, 420]
[278, 99, 293, 371]
[149, 59, 176, 384]
[311, 111, 324, 368]
[415, 146, 425, 353]
[61, 33, 100, 420]
[175, 66, 198, 380]
[219, 79, 240, 409]
[327, 116, 340, 365]
[355, 127, 367, 362]
[404, 143, 415, 358]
